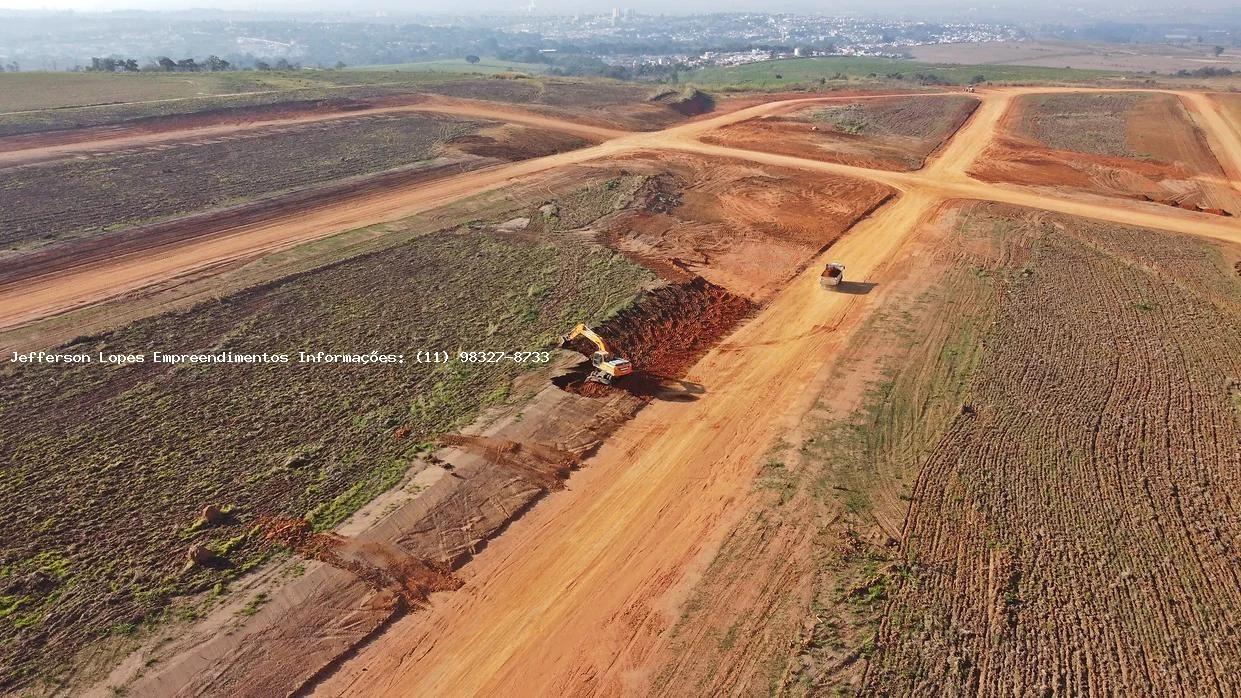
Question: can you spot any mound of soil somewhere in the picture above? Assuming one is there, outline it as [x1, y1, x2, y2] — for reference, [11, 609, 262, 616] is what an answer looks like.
[259, 517, 460, 607]
[651, 89, 716, 117]
[557, 276, 755, 398]
[447, 127, 589, 160]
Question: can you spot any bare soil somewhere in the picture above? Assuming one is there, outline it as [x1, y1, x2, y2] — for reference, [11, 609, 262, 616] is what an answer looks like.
[589, 152, 894, 300]
[0, 221, 650, 690]
[644, 200, 1241, 696]
[863, 204, 1241, 694]
[702, 95, 978, 171]
[0, 114, 588, 254]
[973, 92, 1241, 215]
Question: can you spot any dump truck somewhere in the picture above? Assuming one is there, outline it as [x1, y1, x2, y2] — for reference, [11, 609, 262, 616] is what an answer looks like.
[557, 323, 633, 385]
[820, 263, 845, 289]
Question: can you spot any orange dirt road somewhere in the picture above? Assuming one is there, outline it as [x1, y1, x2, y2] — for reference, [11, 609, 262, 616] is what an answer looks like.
[2, 88, 1238, 332]
[7, 84, 1239, 694]
[316, 188, 944, 698]
[311, 86, 1241, 696]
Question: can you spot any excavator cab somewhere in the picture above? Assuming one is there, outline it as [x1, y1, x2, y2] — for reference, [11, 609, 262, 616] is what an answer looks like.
[558, 323, 634, 385]
[590, 352, 633, 384]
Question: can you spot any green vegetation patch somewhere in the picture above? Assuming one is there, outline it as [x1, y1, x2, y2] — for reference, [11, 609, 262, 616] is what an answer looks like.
[0, 70, 472, 137]
[688, 56, 1121, 90]
[0, 206, 653, 687]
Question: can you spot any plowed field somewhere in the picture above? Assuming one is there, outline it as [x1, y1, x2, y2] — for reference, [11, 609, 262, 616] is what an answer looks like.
[702, 95, 978, 171]
[973, 92, 1241, 215]
[863, 204, 1241, 694]
[0, 113, 586, 254]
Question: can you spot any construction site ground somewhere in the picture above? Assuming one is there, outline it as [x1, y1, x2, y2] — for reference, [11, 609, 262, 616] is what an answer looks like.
[1, 77, 1239, 696]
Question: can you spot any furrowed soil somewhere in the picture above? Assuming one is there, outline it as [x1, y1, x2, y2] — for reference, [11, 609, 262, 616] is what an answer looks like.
[701, 95, 978, 171]
[0, 76, 702, 139]
[644, 201, 1241, 696]
[0, 113, 586, 254]
[0, 221, 652, 690]
[865, 204, 1240, 694]
[973, 92, 1241, 215]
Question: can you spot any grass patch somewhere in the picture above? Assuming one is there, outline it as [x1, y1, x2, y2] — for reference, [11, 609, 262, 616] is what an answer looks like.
[0, 184, 655, 688]
[688, 56, 1121, 89]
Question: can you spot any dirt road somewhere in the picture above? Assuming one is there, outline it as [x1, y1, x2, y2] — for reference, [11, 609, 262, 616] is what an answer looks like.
[317, 187, 945, 697]
[3, 87, 1238, 332]
[0, 142, 629, 327]
[311, 86, 1241, 695]
[0, 97, 627, 168]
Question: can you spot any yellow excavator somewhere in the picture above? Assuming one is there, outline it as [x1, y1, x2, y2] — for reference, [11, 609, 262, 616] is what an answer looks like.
[557, 323, 633, 385]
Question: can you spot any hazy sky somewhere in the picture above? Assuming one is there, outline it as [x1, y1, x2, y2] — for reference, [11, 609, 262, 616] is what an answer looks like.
[0, 0, 1235, 15]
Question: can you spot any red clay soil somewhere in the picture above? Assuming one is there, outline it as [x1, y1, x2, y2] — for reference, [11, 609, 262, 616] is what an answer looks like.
[597, 153, 893, 301]
[437, 434, 580, 490]
[258, 517, 461, 607]
[557, 276, 755, 398]
[700, 95, 978, 171]
[972, 93, 1241, 216]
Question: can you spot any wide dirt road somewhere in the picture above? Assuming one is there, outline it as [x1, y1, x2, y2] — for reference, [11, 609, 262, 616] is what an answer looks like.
[313, 84, 1241, 695]
[318, 187, 944, 697]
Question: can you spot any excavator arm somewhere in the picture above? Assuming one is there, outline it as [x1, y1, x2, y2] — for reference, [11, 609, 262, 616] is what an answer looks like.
[559, 322, 610, 355]
[557, 322, 633, 384]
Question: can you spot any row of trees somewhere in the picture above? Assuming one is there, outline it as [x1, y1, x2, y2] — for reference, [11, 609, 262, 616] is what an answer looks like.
[88, 55, 233, 72]
[85, 56, 321, 73]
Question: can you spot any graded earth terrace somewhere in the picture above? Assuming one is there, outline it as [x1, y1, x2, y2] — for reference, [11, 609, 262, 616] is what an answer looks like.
[0, 62, 1238, 698]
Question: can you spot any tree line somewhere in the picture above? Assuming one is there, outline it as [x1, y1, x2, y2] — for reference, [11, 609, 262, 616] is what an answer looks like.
[85, 56, 316, 73]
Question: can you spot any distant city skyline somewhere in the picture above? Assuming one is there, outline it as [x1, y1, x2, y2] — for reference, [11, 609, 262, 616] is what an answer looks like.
[2, 0, 1239, 17]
